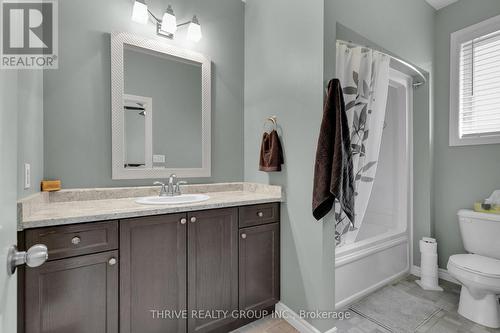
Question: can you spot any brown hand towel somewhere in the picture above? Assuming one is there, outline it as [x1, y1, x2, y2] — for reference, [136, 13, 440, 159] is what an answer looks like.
[312, 79, 355, 222]
[259, 130, 284, 172]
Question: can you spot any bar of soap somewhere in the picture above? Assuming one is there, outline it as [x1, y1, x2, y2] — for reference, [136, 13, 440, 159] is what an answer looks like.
[41, 180, 61, 192]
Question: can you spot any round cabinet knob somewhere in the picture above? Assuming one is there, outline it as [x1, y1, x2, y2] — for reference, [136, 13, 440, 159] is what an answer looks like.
[241, 233, 247, 239]
[25, 244, 48, 268]
[180, 218, 187, 225]
[108, 258, 117, 266]
[190, 217, 197, 223]
[257, 212, 264, 217]
[71, 236, 81, 245]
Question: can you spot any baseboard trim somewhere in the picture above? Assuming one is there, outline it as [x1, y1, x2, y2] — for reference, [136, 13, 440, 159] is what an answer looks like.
[275, 302, 337, 333]
[411, 265, 459, 284]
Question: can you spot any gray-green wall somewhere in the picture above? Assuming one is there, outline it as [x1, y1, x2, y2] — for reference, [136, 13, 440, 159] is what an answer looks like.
[433, 0, 500, 268]
[43, 0, 244, 188]
[17, 71, 44, 199]
[244, 0, 335, 331]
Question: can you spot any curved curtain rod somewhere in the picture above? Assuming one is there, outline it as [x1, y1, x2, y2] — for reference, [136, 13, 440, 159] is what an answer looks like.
[336, 39, 427, 86]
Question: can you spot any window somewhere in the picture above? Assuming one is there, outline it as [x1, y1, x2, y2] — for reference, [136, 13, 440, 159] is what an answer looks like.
[450, 14, 500, 146]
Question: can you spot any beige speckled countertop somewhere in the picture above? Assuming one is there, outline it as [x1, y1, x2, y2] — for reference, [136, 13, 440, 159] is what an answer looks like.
[18, 183, 283, 230]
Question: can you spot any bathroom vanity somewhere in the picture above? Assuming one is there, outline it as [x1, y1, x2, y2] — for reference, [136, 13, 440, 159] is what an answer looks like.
[17, 183, 281, 333]
[15, 30, 282, 333]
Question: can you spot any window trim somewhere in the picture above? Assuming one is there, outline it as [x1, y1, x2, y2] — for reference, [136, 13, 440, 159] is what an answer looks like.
[449, 14, 500, 146]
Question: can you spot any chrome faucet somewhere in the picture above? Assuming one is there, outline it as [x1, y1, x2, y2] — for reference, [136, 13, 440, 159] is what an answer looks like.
[154, 174, 187, 196]
[167, 174, 177, 196]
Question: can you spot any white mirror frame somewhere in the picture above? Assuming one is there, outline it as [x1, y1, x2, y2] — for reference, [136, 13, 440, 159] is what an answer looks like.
[111, 32, 211, 179]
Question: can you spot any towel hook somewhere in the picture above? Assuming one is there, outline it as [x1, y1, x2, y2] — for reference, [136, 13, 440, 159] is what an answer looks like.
[263, 116, 278, 132]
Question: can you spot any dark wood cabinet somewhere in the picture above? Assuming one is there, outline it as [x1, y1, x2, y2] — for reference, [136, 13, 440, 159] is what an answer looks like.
[187, 208, 239, 333]
[239, 203, 280, 228]
[239, 223, 280, 313]
[120, 214, 187, 333]
[24, 250, 118, 333]
[20, 203, 280, 333]
[25, 221, 118, 261]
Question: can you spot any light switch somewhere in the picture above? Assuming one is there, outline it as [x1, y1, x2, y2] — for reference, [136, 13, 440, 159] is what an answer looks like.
[24, 163, 31, 189]
[153, 155, 166, 163]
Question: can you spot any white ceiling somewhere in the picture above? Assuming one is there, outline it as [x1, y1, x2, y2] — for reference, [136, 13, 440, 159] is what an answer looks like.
[425, 0, 459, 10]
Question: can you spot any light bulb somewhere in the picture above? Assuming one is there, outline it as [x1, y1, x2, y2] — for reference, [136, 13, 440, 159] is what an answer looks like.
[160, 5, 177, 34]
[187, 15, 202, 42]
[131, 0, 148, 25]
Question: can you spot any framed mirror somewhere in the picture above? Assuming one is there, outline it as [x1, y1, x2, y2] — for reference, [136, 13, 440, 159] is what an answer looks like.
[111, 32, 211, 179]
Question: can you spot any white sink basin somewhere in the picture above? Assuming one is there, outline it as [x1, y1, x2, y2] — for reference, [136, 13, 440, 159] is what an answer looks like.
[135, 194, 210, 205]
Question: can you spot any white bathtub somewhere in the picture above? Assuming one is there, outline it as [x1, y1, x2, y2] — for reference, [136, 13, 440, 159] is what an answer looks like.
[335, 226, 410, 309]
[334, 69, 413, 310]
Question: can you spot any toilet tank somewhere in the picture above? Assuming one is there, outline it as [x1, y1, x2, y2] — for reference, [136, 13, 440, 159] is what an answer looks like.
[458, 209, 500, 260]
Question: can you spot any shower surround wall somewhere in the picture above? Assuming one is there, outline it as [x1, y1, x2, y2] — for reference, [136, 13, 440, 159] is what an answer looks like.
[324, 0, 435, 267]
[43, 0, 244, 188]
[335, 71, 412, 309]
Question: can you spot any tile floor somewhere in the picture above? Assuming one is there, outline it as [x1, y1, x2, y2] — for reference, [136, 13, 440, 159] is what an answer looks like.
[232, 315, 299, 333]
[234, 275, 500, 333]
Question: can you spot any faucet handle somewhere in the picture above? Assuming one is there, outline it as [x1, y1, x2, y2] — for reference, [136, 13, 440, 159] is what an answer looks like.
[174, 181, 188, 195]
[154, 181, 168, 196]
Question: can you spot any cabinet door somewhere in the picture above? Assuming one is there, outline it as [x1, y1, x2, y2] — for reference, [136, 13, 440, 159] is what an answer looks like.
[120, 214, 187, 333]
[239, 223, 280, 312]
[25, 251, 119, 333]
[187, 208, 238, 333]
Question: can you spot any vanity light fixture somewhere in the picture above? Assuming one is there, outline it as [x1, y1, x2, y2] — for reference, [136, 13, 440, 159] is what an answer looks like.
[160, 5, 177, 34]
[130, 1, 202, 42]
[131, 0, 148, 25]
[186, 16, 202, 43]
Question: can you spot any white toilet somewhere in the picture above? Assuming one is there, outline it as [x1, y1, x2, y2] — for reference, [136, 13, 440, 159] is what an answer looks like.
[447, 209, 500, 328]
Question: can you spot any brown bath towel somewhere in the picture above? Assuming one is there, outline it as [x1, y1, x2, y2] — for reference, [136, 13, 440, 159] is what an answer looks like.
[259, 130, 284, 172]
[312, 79, 355, 222]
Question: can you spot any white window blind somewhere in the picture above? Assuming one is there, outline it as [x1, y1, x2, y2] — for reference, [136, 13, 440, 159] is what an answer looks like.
[459, 29, 500, 138]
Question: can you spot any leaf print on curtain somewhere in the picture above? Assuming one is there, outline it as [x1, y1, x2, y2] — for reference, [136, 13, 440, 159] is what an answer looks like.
[334, 42, 390, 246]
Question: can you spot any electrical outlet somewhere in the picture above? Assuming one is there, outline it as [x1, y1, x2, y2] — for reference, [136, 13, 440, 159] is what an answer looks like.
[153, 154, 166, 163]
[24, 163, 31, 189]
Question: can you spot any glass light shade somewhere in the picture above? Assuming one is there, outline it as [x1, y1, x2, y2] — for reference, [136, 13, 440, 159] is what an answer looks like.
[131, 1, 148, 25]
[187, 20, 202, 42]
[161, 11, 177, 34]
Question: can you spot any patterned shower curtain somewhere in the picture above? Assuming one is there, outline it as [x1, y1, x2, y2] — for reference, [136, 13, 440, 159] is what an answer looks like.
[334, 42, 391, 246]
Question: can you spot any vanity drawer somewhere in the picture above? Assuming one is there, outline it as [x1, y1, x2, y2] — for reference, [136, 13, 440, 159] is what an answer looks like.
[25, 221, 118, 261]
[239, 203, 280, 228]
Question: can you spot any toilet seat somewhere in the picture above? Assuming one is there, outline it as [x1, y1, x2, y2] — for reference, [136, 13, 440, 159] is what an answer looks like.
[449, 254, 500, 278]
